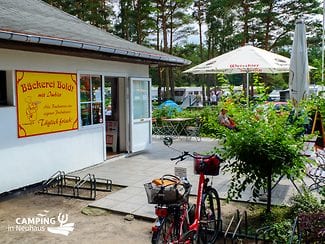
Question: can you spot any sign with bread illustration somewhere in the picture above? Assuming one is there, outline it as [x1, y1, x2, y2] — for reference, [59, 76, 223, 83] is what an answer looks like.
[16, 71, 78, 137]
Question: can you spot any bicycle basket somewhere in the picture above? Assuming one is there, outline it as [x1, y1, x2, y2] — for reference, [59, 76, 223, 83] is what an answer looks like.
[194, 154, 222, 176]
[144, 176, 190, 204]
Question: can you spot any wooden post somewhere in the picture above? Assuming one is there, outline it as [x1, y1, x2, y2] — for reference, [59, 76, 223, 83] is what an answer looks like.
[311, 111, 325, 148]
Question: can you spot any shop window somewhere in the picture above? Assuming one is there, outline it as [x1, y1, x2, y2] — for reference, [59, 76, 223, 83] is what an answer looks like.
[80, 74, 103, 126]
[0, 71, 7, 105]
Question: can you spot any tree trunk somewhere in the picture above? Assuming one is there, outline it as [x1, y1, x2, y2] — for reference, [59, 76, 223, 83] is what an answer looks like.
[263, 1, 273, 50]
[266, 168, 272, 213]
[242, 0, 249, 45]
[161, 4, 170, 98]
[169, 8, 174, 101]
[197, 1, 205, 105]
[156, 2, 161, 103]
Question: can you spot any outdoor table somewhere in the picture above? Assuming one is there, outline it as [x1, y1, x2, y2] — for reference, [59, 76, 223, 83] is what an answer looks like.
[162, 118, 193, 138]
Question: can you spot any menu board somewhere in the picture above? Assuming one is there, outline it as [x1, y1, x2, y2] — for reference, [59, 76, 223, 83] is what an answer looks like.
[16, 71, 78, 138]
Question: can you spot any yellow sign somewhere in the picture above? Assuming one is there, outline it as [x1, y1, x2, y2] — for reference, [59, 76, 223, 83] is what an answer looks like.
[16, 71, 78, 137]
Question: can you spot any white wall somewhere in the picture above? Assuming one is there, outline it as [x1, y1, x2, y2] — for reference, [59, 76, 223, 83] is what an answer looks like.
[0, 48, 148, 193]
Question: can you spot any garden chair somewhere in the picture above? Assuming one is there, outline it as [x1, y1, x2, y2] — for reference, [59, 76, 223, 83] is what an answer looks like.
[305, 149, 325, 191]
[185, 118, 201, 141]
[152, 118, 165, 137]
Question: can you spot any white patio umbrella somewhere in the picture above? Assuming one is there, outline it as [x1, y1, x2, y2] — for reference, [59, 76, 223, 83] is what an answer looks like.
[289, 19, 310, 110]
[184, 45, 291, 105]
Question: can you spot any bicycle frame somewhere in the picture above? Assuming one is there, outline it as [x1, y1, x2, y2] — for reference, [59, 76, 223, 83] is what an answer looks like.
[189, 172, 205, 234]
[153, 202, 189, 242]
[153, 172, 206, 243]
[151, 137, 222, 243]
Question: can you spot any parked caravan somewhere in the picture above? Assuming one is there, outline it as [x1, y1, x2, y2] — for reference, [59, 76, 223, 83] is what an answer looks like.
[152, 87, 203, 103]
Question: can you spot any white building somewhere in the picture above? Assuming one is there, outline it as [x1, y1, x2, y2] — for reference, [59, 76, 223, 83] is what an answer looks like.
[0, 0, 189, 194]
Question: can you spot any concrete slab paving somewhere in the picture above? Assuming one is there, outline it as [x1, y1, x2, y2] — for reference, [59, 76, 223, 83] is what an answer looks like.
[72, 137, 306, 220]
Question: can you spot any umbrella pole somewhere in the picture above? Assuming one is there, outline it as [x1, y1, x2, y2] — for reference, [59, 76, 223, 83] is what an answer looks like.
[246, 72, 249, 106]
[322, 1, 325, 86]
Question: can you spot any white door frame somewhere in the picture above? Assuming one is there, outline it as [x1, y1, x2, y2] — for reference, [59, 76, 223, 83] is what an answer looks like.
[128, 77, 152, 153]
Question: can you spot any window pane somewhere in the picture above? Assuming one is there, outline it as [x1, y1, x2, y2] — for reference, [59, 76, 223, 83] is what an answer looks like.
[104, 77, 112, 116]
[92, 102, 103, 124]
[81, 103, 91, 126]
[92, 75, 102, 102]
[175, 91, 184, 96]
[80, 75, 91, 102]
[133, 80, 149, 120]
[80, 74, 103, 126]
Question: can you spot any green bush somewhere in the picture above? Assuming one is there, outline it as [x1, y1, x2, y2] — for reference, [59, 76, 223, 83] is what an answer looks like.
[290, 188, 325, 215]
[218, 99, 307, 213]
[269, 220, 298, 244]
[152, 106, 181, 120]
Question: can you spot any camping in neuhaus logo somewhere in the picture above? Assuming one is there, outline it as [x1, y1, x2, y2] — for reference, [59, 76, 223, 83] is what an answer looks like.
[7, 210, 75, 236]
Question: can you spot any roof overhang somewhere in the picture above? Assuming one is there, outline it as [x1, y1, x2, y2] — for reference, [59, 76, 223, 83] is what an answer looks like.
[0, 30, 190, 67]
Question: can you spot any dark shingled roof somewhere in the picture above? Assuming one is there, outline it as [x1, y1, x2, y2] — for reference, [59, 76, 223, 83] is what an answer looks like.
[0, 0, 190, 66]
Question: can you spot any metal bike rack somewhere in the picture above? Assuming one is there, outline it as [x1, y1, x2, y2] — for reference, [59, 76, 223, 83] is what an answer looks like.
[223, 210, 251, 243]
[73, 174, 97, 200]
[254, 226, 273, 243]
[41, 170, 66, 195]
[40, 171, 112, 200]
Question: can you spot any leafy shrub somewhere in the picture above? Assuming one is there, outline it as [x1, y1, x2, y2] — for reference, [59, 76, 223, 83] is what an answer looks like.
[269, 220, 297, 244]
[152, 106, 181, 120]
[290, 188, 325, 215]
[320, 186, 325, 204]
[219, 99, 307, 212]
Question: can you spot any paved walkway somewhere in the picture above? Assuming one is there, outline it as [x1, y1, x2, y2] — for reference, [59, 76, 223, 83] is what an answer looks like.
[71, 137, 308, 220]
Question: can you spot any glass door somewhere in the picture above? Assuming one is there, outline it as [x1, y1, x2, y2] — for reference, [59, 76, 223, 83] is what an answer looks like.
[129, 77, 152, 152]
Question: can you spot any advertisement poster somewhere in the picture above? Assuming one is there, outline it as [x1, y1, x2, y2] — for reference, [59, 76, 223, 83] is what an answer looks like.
[16, 71, 78, 138]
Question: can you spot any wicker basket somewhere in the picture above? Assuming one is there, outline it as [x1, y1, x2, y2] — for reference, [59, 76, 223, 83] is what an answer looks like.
[144, 179, 190, 204]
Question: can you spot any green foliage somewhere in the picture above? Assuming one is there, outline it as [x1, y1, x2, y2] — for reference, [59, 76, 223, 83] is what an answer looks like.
[194, 106, 226, 138]
[114, 0, 155, 44]
[310, 57, 323, 85]
[268, 220, 298, 244]
[219, 100, 307, 209]
[152, 105, 227, 138]
[152, 106, 181, 120]
[43, 0, 113, 30]
[290, 188, 325, 215]
[217, 73, 228, 87]
[254, 189, 324, 243]
[321, 187, 325, 205]
[306, 96, 325, 119]
[252, 73, 268, 101]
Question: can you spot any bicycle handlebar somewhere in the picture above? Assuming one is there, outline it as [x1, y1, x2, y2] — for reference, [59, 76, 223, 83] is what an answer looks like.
[170, 151, 189, 161]
[164, 137, 222, 164]
[170, 151, 218, 163]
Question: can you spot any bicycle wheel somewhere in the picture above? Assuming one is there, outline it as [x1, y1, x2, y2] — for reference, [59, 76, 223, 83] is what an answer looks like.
[199, 187, 221, 243]
[152, 216, 176, 244]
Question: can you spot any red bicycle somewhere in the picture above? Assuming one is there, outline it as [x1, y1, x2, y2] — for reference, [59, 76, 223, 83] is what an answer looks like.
[144, 137, 222, 243]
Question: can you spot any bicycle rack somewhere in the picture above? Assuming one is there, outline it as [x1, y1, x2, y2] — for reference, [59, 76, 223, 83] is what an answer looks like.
[40, 171, 112, 200]
[223, 210, 251, 243]
[73, 174, 97, 199]
[42, 171, 66, 195]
